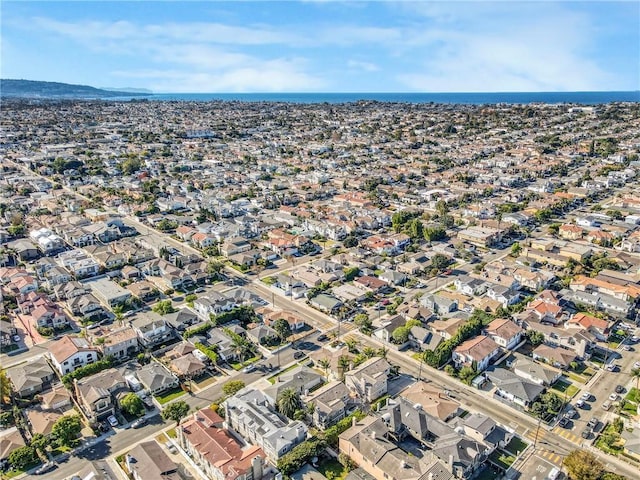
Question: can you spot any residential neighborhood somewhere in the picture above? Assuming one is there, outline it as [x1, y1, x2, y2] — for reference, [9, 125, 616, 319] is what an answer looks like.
[1, 99, 639, 480]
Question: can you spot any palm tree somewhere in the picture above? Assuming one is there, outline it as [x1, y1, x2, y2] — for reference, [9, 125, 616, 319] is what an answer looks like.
[362, 346, 377, 358]
[277, 388, 302, 419]
[338, 355, 351, 380]
[345, 338, 359, 354]
[631, 367, 640, 391]
[318, 358, 331, 378]
[376, 346, 388, 360]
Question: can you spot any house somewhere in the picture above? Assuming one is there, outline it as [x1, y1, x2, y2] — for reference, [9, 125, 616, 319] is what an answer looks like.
[169, 353, 207, 380]
[6, 356, 56, 398]
[67, 293, 105, 320]
[164, 308, 201, 332]
[246, 324, 278, 346]
[452, 336, 500, 372]
[263, 310, 306, 331]
[511, 354, 562, 386]
[25, 408, 64, 436]
[263, 366, 324, 405]
[567, 312, 611, 341]
[339, 415, 454, 480]
[131, 311, 175, 347]
[421, 292, 458, 314]
[484, 367, 545, 409]
[484, 318, 523, 350]
[193, 292, 237, 319]
[457, 226, 503, 247]
[41, 386, 72, 410]
[532, 344, 577, 370]
[457, 413, 514, 452]
[223, 388, 307, 461]
[344, 357, 390, 402]
[309, 294, 343, 313]
[399, 381, 460, 422]
[305, 381, 352, 430]
[0, 427, 26, 464]
[75, 368, 129, 422]
[454, 276, 488, 297]
[178, 408, 266, 480]
[126, 281, 159, 302]
[125, 441, 179, 480]
[559, 224, 584, 240]
[93, 326, 140, 359]
[48, 336, 100, 375]
[86, 277, 132, 307]
[206, 329, 239, 362]
[137, 362, 180, 396]
[378, 270, 408, 286]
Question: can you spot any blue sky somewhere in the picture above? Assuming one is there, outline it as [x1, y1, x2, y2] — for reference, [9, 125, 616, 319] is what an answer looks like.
[1, 1, 638, 92]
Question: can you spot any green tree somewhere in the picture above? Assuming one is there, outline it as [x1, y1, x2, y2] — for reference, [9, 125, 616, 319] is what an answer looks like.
[458, 366, 477, 385]
[354, 313, 373, 335]
[120, 393, 145, 417]
[277, 388, 303, 419]
[318, 358, 331, 378]
[444, 365, 456, 376]
[8, 445, 37, 469]
[562, 449, 603, 480]
[525, 330, 545, 347]
[207, 260, 225, 277]
[52, 414, 82, 447]
[343, 267, 360, 281]
[431, 253, 451, 271]
[30, 433, 48, 453]
[409, 219, 423, 239]
[510, 242, 522, 257]
[272, 318, 292, 343]
[222, 380, 246, 396]
[345, 338, 360, 353]
[391, 326, 410, 344]
[631, 367, 640, 391]
[161, 400, 190, 425]
[152, 300, 176, 315]
[435, 200, 449, 217]
[0, 369, 11, 404]
[338, 356, 351, 380]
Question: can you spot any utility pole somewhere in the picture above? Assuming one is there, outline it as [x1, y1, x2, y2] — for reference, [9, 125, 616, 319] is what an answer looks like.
[533, 414, 542, 449]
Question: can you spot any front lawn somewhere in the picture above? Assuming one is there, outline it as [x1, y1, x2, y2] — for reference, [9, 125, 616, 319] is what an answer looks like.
[155, 387, 187, 405]
[504, 437, 529, 456]
[315, 458, 348, 480]
[551, 380, 579, 399]
[625, 387, 638, 403]
[489, 450, 516, 470]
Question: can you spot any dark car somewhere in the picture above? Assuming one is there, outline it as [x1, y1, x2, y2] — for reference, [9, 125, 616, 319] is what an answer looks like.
[293, 351, 306, 360]
[317, 334, 329, 342]
[558, 417, 569, 428]
[581, 428, 591, 439]
[615, 385, 625, 394]
[587, 417, 599, 429]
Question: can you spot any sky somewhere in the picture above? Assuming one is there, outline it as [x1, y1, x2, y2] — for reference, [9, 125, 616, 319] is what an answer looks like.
[1, 1, 638, 93]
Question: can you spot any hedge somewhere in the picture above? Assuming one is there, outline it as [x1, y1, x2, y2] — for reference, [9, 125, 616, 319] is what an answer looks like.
[62, 358, 112, 388]
[277, 437, 327, 475]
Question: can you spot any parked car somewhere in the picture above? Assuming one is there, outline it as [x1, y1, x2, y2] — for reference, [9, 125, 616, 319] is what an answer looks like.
[107, 415, 119, 427]
[605, 363, 617, 372]
[34, 462, 56, 475]
[242, 364, 256, 373]
[587, 417, 599, 429]
[581, 428, 591, 439]
[602, 401, 611, 411]
[317, 334, 329, 342]
[634, 361, 640, 369]
[558, 417, 569, 428]
[609, 393, 619, 401]
[12, 334, 20, 343]
[575, 399, 586, 409]
[615, 385, 625, 394]
[293, 351, 306, 360]
[131, 417, 147, 429]
[580, 392, 592, 401]
[564, 409, 577, 419]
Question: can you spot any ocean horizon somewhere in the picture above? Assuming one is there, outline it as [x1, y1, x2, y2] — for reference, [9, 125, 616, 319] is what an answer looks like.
[126, 91, 640, 105]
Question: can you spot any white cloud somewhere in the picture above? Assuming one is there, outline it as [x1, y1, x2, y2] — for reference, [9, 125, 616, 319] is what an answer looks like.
[347, 60, 379, 72]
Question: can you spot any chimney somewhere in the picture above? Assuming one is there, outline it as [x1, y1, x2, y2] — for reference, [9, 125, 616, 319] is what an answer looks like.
[371, 431, 376, 440]
[252, 456, 263, 480]
[352, 416, 357, 427]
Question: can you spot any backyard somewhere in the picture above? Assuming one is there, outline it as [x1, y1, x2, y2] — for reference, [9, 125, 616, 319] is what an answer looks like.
[315, 458, 348, 480]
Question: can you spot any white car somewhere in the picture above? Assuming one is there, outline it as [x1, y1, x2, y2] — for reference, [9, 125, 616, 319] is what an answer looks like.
[609, 393, 619, 401]
[581, 392, 592, 401]
[634, 361, 640, 369]
[242, 364, 256, 373]
[12, 335, 20, 343]
[107, 415, 119, 427]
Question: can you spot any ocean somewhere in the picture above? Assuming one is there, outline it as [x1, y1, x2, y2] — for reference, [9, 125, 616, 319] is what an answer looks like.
[127, 91, 640, 105]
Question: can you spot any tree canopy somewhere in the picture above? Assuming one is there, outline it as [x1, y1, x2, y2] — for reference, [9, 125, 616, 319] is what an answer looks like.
[162, 400, 190, 424]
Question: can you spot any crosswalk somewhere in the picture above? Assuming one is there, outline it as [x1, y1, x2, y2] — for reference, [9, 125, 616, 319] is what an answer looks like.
[551, 426, 581, 444]
[538, 449, 563, 466]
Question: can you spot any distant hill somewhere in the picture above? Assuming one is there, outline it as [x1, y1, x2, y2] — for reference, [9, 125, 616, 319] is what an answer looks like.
[0, 79, 154, 98]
